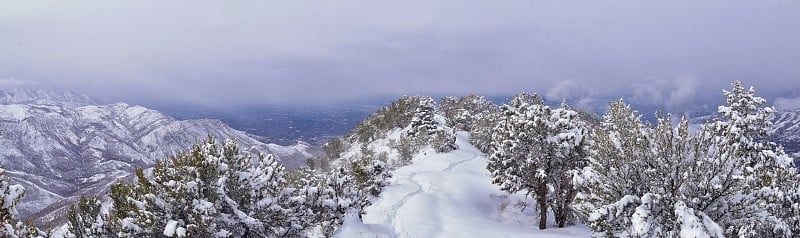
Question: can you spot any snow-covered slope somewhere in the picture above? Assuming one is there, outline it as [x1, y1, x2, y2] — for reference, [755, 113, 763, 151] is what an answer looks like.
[336, 132, 591, 237]
[0, 90, 318, 225]
[770, 110, 800, 158]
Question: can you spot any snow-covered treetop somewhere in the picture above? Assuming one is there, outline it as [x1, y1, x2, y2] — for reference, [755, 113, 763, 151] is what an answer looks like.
[717, 80, 773, 139]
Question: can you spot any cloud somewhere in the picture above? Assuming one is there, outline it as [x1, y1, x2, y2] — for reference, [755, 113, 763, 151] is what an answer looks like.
[0, 78, 35, 87]
[545, 80, 598, 108]
[0, 0, 798, 108]
[631, 75, 701, 112]
[774, 96, 800, 111]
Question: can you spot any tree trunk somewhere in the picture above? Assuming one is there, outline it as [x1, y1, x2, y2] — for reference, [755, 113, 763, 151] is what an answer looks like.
[555, 173, 575, 228]
[537, 182, 548, 230]
[553, 195, 566, 228]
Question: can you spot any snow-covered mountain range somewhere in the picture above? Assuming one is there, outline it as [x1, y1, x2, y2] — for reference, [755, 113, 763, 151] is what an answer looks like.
[0, 88, 96, 108]
[771, 109, 800, 159]
[0, 89, 318, 225]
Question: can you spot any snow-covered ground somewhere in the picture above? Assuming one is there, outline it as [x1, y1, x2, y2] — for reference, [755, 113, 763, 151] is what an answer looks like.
[337, 132, 592, 238]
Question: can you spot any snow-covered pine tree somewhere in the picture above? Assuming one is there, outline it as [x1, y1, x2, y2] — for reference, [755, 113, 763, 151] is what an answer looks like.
[436, 94, 501, 154]
[401, 96, 457, 153]
[574, 99, 654, 235]
[0, 165, 24, 236]
[107, 169, 151, 237]
[300, 167, 361, 237]
[106, 136, 301, 237]
[0, 164, 45, 238]
[348, 153, 391, 205]
[487, 93, 588, 230]
[280, 166, 329, 236]
[406, 96, 437, 139]
[395, 135, 419, 165]
[66, 195, 112, 238]
[322, 137, 345, 160]
[548, 102, 589, 228]
[326, 168, 361, 237]
[487, 93, 548, 229]
[577, 82, 800, 237]
[216, 140, 295, 237]
[138, 137, 222, 237]
[575, 97, 728, 237]
[470, 108, 501, 154]
[349, 96, 421, 144]
[449, 94, 498, 131]
[701, 81, 799, 237]
[430, 127, 458, 153]
[439, 96, 461, 129]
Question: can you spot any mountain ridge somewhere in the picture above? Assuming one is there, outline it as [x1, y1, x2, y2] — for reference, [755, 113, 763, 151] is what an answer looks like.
[0, 89, 318, 225]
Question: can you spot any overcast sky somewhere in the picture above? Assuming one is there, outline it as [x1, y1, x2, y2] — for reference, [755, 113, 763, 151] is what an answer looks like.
[1, 0, 799, 110]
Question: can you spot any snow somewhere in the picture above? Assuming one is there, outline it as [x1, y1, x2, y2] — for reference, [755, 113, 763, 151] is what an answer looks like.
[674, 201, 723, 238]
[80, 174, 106, 183]
[76, 105, 106, 122]
[0, 104, 29, 121]
[49, 224, 68, 238]
[336, 132, 591, 237]
[164, 220, 179, 237]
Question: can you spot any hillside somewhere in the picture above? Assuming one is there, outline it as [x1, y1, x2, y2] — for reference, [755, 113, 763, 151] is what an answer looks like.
[0, 89, 318, 225]
[771, 110, 800, 158]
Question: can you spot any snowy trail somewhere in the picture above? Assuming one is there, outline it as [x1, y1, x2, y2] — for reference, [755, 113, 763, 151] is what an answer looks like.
[385, 172, 423, 234]
[337, 132, 592, 238]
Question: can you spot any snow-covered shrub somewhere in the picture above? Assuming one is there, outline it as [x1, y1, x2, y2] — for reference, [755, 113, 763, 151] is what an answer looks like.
[66, 195, 112, 237]
[293, 167, 362, 237]
[106, 136, 300, 237]
[439, 94, 497, 131]
[348, 153, 392, 201]
[393, 136, 419, 165]
[430, 128, 457, 153]
[487, 93, 589, 229]
[469, 109, 501, 154]
[404, 96, 457, 153]
[0, 165, 46, 238]
[348, 96, 423, 144]
[0, 166, 24, 235]
[577, 81, 800, 237]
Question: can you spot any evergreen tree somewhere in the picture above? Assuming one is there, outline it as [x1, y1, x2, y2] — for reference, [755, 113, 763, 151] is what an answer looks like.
[348, 96, 422, 144]
[66, 195, 112, 238]
[439, 96, 461, 129]
[403, 96, 457, 153]
[574, 99, 654, 235]
[549, 102, 589, 228]
[577, 82, 800, 237]
[487, 93, 588, 229]
[0, 165, 24, 236]
[348, 153, 391, 206]
[322, 137, 345, 160]
[469, 108, 500, 154]
[107, 136, 300, 237]
[216, 140, 294, 237]
[703, 81, 799, 237]
[0, 165, 45, 238]
[406, 96, 438, 139]
[293, 167, 361, 238]
[440, 94, 497, 131]
[320, 168, 361, 237]
[394, 135, 419, 165]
